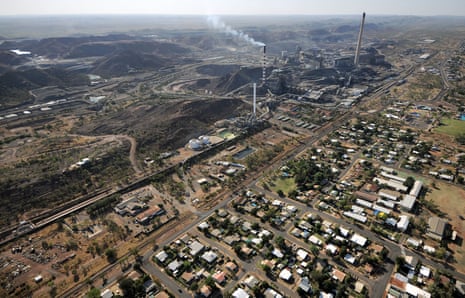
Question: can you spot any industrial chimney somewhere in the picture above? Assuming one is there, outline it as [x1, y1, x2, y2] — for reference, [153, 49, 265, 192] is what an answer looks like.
[253, 82, 257, 117]
[262, 45, 267, 84]
[354, 12, 366, 68]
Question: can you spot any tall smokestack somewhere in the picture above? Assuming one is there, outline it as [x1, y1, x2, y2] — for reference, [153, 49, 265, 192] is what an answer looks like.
[262, 45, 266, 84]
[354, 12, 366, 67]
[253, 82, 257, 116]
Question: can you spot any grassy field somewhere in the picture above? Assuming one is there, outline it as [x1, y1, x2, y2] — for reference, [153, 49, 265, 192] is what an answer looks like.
[426, 181, 465, 273]
[434, 117, 465, 137]
[269, 177, 296, 195]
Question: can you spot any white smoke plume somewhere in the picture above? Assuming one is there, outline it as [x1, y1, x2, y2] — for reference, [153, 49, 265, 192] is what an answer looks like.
[207, 16, 265, 47]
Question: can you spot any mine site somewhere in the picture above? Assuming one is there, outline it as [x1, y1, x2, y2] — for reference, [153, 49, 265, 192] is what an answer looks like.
[2, 2, 465, 298]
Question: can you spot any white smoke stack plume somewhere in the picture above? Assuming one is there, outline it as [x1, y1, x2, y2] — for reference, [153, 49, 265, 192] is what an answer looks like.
[207, 16, 265, 46]
[262, 45, 266, 84]
[253, 83, 257, 116]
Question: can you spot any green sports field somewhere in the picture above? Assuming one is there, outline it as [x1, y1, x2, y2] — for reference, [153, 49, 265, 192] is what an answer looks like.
[434, 117, 465, 137]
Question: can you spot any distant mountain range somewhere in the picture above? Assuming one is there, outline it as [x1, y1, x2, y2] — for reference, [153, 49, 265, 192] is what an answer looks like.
[0, 34, 194, 108]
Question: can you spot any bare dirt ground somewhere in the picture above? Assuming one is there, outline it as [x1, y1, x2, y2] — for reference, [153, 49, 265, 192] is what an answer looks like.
[0, 199, 197, 298]
[426, 181, 465, 273]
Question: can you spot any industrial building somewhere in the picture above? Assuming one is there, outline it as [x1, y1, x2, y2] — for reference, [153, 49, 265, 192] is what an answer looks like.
[135, 205, 165, 225]
[427, 217, 448, 241]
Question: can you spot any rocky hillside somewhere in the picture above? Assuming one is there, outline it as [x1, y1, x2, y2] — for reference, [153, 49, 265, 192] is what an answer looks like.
[0, 67, 89, 108]
[75, 97, 248, 151]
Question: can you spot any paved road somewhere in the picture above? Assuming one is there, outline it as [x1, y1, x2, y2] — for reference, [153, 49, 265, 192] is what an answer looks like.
[143, 258, 191, 298]
[191, 229, 297, 298]
[249, 183, 394, 298]
[140, 195, 239, 296]
[58, 57, 459, 297]
[88, 56, 461, 297]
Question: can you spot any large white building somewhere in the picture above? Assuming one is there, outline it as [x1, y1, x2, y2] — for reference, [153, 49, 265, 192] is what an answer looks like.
[397, 215, 410, 232]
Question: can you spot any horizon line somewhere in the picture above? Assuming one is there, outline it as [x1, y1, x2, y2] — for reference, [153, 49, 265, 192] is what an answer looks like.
[0, 13, 464, 17]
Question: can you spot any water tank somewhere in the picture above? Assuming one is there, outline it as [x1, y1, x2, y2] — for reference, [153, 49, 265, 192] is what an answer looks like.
[199, 135, 210, 145]
[188, 139, 202, 150]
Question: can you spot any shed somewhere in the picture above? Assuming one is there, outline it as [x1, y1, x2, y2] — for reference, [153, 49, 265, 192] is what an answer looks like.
[34, 275, 43, 283]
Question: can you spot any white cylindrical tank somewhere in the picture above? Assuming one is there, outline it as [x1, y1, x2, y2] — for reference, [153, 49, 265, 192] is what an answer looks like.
[199, 135, 210, 145]
[188, 139, 202, 150]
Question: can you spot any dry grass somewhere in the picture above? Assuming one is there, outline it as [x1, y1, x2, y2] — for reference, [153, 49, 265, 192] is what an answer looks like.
[426, 181, 465, 273]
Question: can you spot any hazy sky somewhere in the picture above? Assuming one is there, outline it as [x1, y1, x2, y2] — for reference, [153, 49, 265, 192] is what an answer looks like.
[2, 0, 465, 16]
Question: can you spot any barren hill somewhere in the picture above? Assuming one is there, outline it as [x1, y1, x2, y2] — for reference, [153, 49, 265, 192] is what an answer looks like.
[0, 67, 89, 108]
[0, 50, 29, 67]
[92, 50, 168, 77]
[75, 97, 248, 151]
[216, 67, 263, 94]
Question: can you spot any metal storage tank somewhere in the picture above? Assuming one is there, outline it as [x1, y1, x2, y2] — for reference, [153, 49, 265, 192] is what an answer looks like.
[188, 139, 202, 150]
[199, 135, 210, 145]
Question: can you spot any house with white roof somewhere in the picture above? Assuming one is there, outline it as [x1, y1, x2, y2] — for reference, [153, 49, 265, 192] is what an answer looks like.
[232, 288, 250, 298]
[279, 268, 293, 282]
[189, 240, 205, 256]
[309, 235, 322, 246]
[397, 215, 410, 232]
[296, 248, 309, 261]
[350, 233, 367, 247]
[201, 250, 218, 264]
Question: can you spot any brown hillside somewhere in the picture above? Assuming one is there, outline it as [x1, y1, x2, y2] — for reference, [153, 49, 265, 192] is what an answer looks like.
[75, 97, 248, 151]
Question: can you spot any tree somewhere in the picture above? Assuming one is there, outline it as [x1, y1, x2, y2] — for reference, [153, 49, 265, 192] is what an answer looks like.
[49, 285, 57, 298]
[275, 236, 286, 250]
[119, 278, 136, 297]
[86, 287, 101, 298]
[42, 241, 50, 250]
[288, 189, 298, 199]
[456, 133, 465, 145]
[182, 260, 191, 271]
[262, 264, 272, 277]
[204, 276, 216, 289]
[130, 247, 142, 263]
[251, 222, 260, 230]
[66, 240, 78, 251]
[189, 282, 199, 291]
[395, 256, 405, 269]
[310, 245, 320, 257]
[252, 285, 262, 297]
[404, 176, 415, 190]
[435, 247, 447, 260]
[105, 248, 117, 263]
[416, 217, 428, 234]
